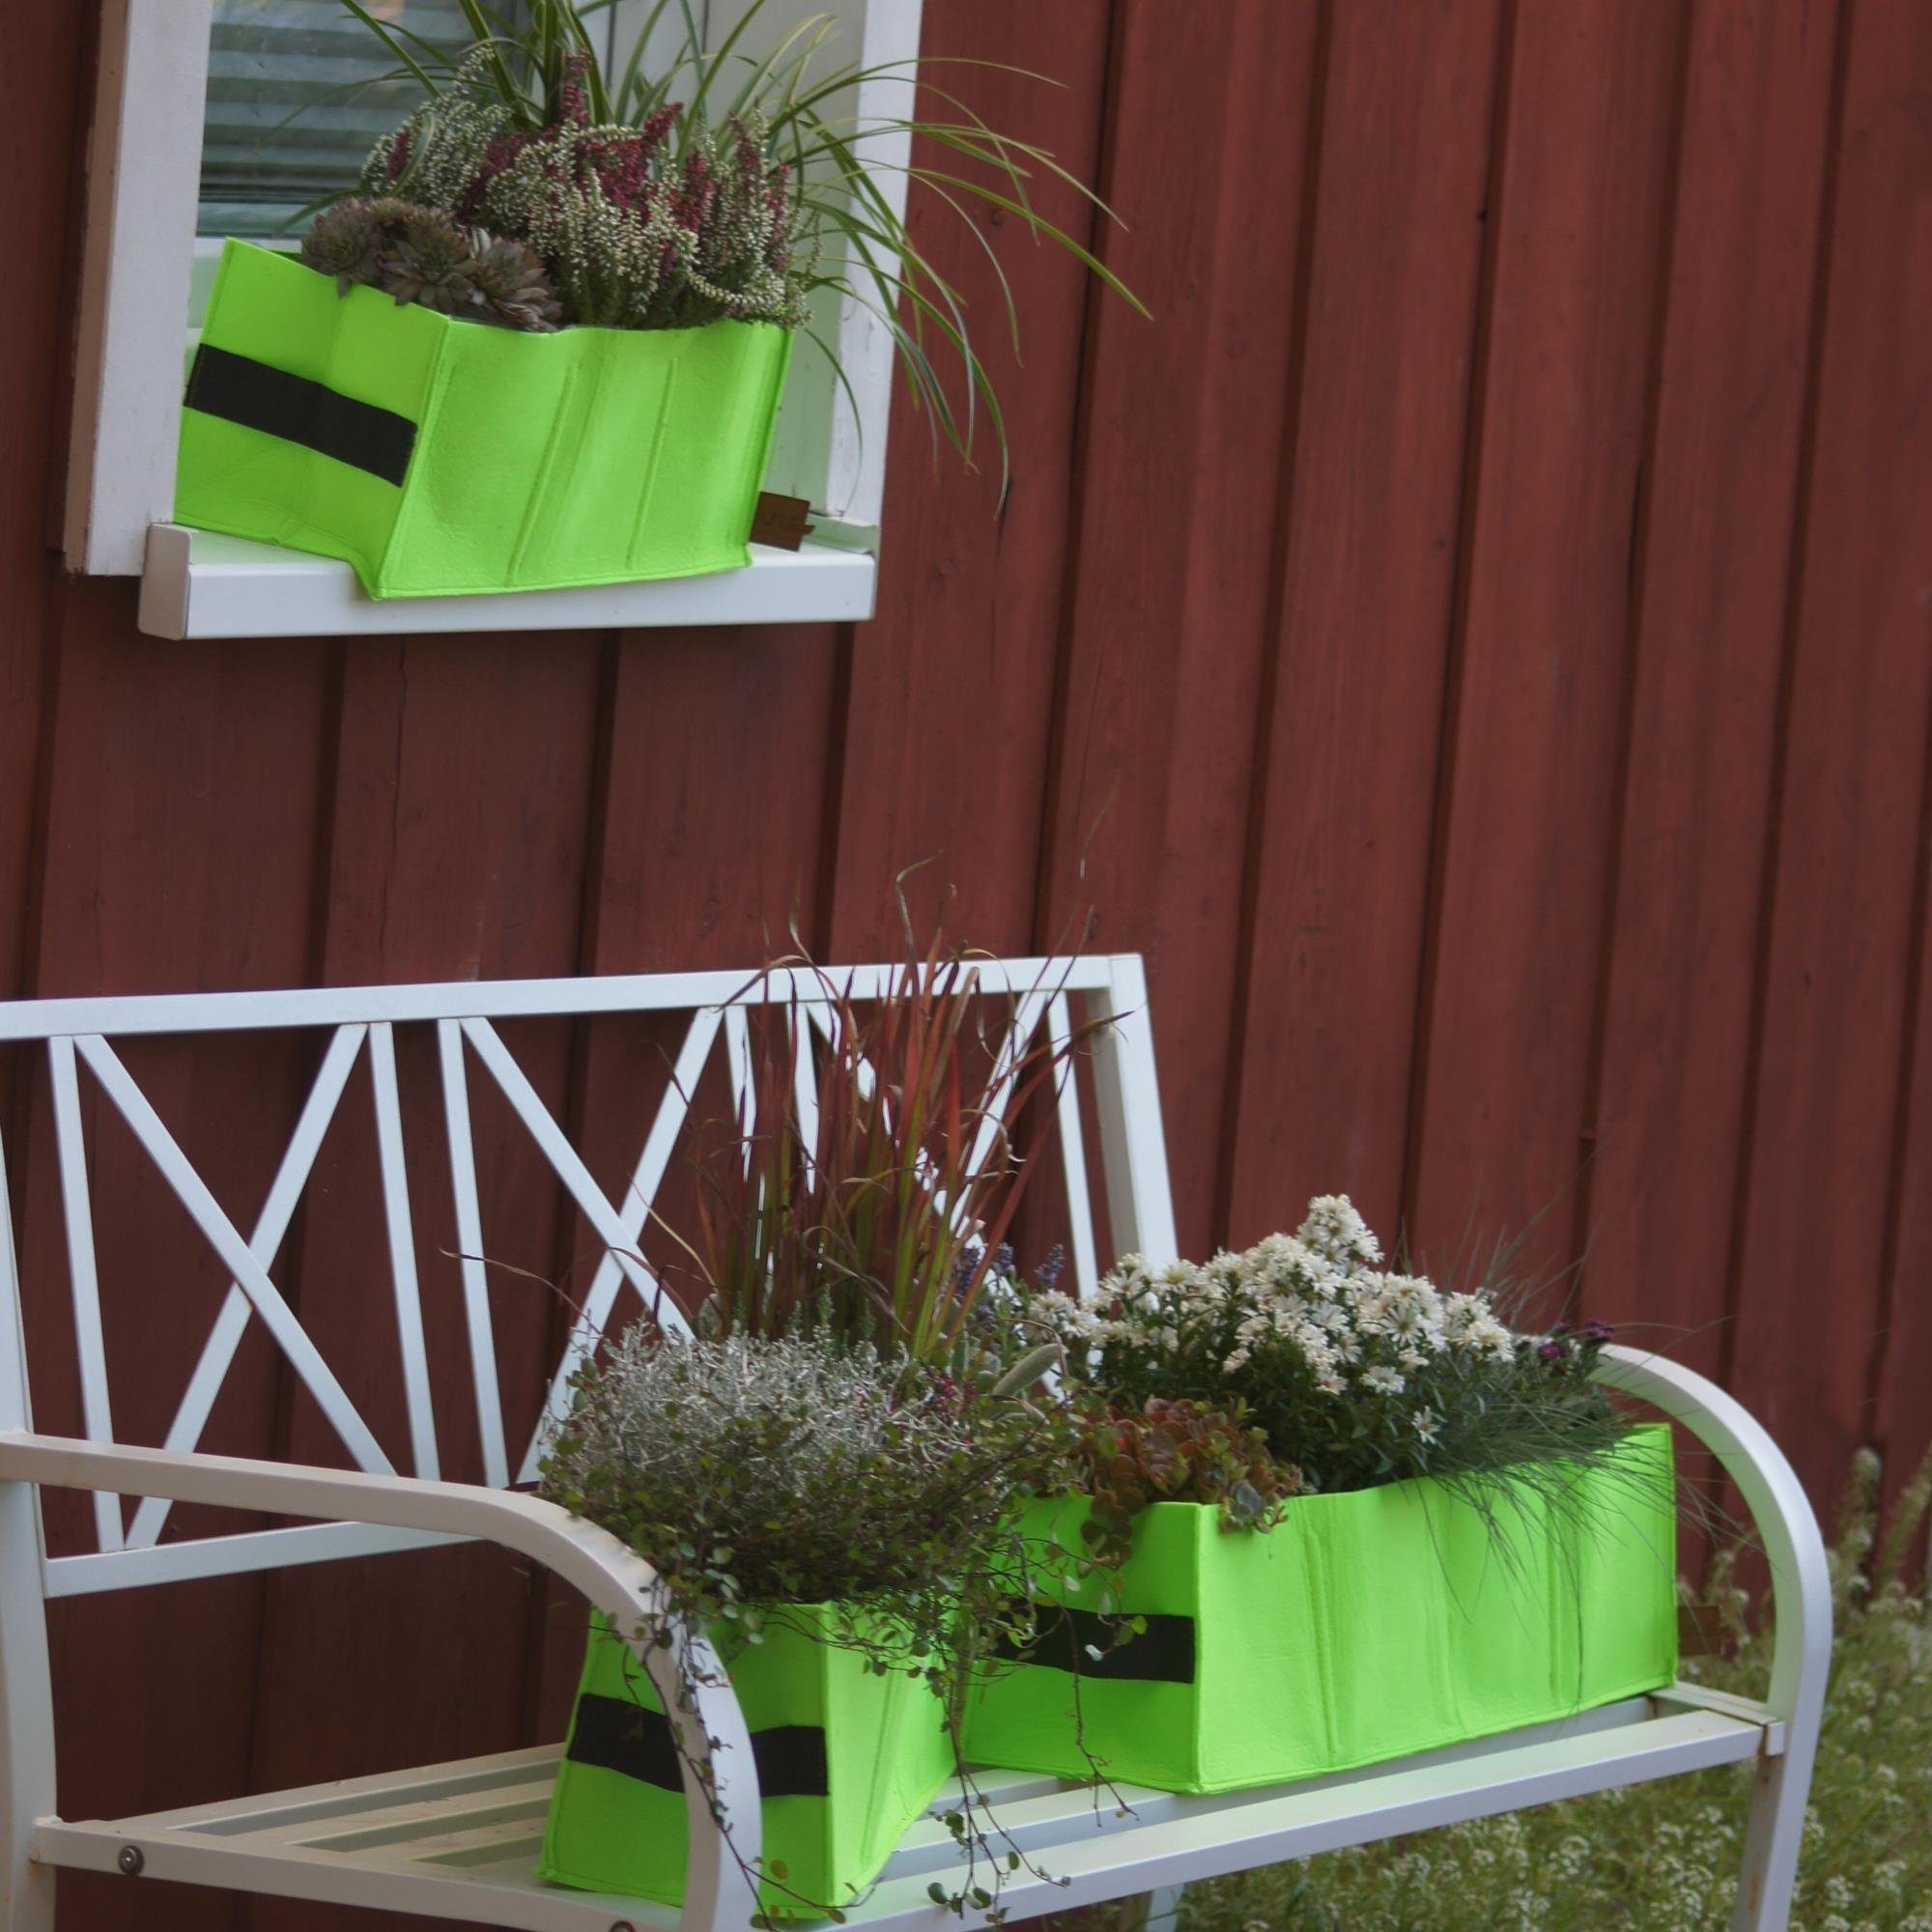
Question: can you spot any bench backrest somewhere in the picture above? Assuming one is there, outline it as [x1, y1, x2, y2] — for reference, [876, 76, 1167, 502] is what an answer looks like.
[0, 957, 1176, 1601]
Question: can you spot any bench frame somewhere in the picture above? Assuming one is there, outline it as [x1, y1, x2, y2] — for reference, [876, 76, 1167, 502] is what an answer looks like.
[0, 962, 1828, 1930]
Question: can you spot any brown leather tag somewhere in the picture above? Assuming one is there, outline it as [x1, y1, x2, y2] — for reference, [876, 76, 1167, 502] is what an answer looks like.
[751, 491, 812, 551]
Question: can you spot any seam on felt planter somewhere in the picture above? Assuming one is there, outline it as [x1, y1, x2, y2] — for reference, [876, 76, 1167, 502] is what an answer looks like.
[175, 242, 793, 599]
[962, 1425, 1680, 1797]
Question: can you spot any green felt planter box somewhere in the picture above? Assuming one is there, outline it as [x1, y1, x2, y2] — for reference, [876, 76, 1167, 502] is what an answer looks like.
[962, 1423, 1678, 1796]
[539, 1609, 953, 1918]
[176, 241, 791, 599]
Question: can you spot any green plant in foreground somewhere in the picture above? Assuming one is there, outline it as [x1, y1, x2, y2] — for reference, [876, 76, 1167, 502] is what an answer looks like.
[539, 1323, 1089, 1919]
[334, 0, 1145, 479]
[1173, 1440, 1932, 1932]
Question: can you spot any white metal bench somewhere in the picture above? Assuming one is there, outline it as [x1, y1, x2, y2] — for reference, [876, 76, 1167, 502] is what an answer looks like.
[0, 960, 1830, 1931]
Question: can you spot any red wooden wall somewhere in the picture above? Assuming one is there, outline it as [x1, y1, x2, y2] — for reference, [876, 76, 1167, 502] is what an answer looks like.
[4, 3, 1929, 1928]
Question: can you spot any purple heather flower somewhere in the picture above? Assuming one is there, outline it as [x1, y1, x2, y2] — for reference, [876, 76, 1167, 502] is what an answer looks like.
[1582, 1317, 1615, 1343]
[992, 1242, 1015, 1279]
[1537, 1339, 1568, 1362]
[1037, 1244, 1067, 1291]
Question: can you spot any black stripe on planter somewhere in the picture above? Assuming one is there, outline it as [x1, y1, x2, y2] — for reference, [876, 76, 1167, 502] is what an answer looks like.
[995, 1606, 1197, 1685]
[185, 344, 417, 487]
[565, 1694, 831, 1799]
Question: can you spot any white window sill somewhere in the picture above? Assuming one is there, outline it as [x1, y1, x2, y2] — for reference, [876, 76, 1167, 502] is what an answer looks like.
[136, 523, 877, 639]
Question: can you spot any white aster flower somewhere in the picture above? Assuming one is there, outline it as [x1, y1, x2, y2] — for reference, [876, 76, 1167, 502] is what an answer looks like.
[1361, 1364, 1406, 1396]
[1413, 1406, 1441, 1442]
[1296, 1193, 1383, 1269]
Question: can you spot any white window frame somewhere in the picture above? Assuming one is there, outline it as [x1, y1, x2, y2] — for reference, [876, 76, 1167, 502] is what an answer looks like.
[64, 0, 920, 639]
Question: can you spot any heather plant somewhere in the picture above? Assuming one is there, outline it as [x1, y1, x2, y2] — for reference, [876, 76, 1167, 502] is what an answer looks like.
[359, 52, 804, 329]
[538, 1322, 1090, 1918]
[1174, 1440, 1932, 1932]
[332, 0, 1143, 478]
[1025, 1194, 1629, 1503]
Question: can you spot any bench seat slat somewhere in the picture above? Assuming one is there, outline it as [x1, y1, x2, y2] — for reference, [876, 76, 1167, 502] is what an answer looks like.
[33, 1696, 1766, 1931]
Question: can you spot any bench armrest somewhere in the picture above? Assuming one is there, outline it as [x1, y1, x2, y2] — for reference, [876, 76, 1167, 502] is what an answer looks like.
[0, 1431, 762, 1931]
[1591, 1347, 1832, 1737]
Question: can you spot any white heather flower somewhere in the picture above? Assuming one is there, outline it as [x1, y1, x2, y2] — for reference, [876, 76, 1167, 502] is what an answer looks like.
[1362, 1364, 1406, 1396]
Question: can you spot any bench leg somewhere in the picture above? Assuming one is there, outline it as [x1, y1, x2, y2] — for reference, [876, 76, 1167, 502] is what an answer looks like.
[1728, 1747, 1809, 1932]
[0, 1483, 55, 1932]
[1143, 1884, 1186, 1931]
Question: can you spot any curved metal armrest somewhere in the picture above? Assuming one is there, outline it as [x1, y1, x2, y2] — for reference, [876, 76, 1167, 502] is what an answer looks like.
[0, 1431, 762, 1932]
[1591, 1348, 1833, 1738]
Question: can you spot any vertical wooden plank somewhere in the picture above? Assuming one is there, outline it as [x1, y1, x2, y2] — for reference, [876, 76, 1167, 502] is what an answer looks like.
[1874, 801, 1932, 1546]
[242, 634, 605, 1932]
[821, 0, 1112, 958]
[526, 621, 843, 1740]
[1406, 0, 1687, 1288]
[0, 0, 86, 1014]
[1729, 0, 1932, 1506]
[1037, 0, 1323, 1263]
[1578, 0, 1842, 1378]
[21, 580, 336, 1932]
[1222, 0, 1505, 1247]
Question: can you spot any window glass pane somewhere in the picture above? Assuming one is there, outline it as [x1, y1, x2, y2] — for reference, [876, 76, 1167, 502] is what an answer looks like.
[198, 0, 477, 238]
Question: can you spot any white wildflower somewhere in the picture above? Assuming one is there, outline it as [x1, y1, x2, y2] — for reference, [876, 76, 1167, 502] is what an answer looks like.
[1296, 1192, 1382, 1269]
[1362, 1364, 1406, 1396]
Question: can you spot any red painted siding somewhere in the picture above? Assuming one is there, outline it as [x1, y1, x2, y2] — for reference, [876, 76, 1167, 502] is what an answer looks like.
[3, 4, 1928, 1925]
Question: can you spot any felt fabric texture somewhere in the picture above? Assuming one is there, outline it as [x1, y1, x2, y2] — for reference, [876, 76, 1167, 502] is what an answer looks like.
[961, 1423, 1679, 1795]
[539, 1608, 954, 1917]
[176, 241, 792, 598]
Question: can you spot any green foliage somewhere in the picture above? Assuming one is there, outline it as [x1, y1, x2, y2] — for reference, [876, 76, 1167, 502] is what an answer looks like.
[1075, 1397, 1308, 1565]
[670, 946, 1098, 1366]
[540, 1325, 1070, 1627]
[300, 195, 560, 328]
[1029, 1195, 1627, 1499]
[1174, 1441, 1932, 1932]
[331, 0, 1144, 477]
[539, 1322, 1089, 1920]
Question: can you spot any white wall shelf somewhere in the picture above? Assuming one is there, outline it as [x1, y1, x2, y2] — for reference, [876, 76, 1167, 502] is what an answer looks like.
[137, 526, 876, 641]
[69, 1, 917, 638]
